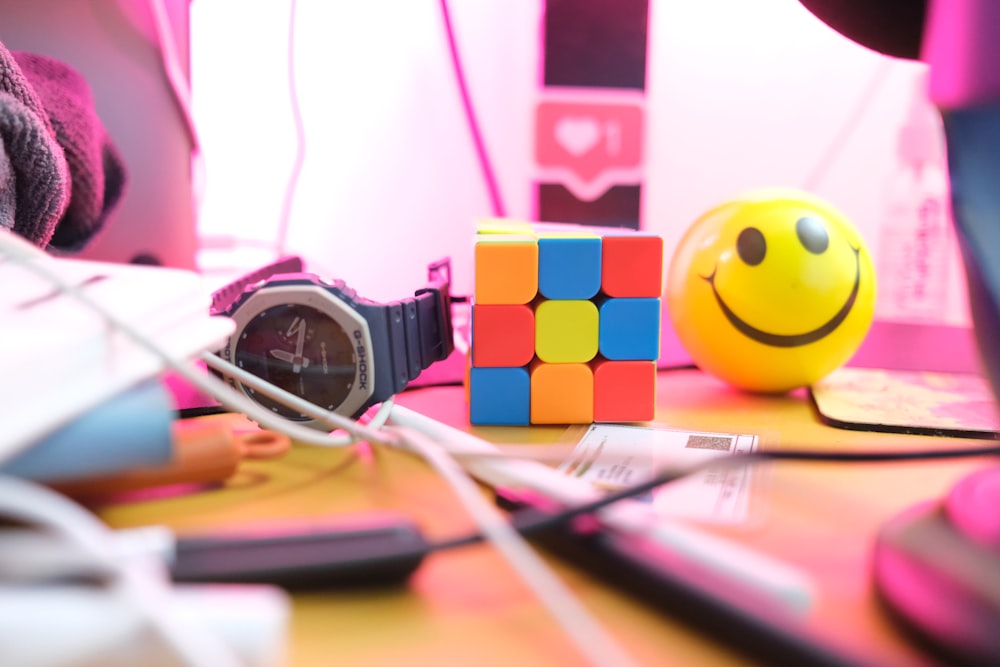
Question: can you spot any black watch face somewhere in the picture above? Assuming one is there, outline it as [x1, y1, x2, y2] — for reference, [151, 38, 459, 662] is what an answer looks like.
[234, 303, 357, 420]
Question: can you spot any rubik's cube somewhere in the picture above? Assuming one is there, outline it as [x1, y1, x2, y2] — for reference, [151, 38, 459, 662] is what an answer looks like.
[468, 220, 663, 425]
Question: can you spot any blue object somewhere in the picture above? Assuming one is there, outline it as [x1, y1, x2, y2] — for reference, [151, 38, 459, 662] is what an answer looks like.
[538, 235, 602, 300]
[599, 297, 661, 361]
[1, 379, 175, 482]
[469, 367, 530, 425]
[942, 104, 1000, 404]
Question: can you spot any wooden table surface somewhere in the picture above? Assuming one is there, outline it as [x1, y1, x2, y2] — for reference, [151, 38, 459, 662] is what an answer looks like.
[97, 368, 996, 667]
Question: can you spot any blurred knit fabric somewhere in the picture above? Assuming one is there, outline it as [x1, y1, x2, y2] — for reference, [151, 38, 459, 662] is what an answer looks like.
[0, 40, 126, 252]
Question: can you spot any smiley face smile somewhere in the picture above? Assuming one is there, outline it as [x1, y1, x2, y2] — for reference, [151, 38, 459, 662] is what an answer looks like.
[667, 189, 876, 392]
[703, 246, 861, 348]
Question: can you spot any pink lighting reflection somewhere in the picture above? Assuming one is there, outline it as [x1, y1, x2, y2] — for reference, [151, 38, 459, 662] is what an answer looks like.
[925, 0, 1000, 108]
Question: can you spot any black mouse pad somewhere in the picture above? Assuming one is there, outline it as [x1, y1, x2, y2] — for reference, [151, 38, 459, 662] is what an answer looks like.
[809, 367, 1000, 439]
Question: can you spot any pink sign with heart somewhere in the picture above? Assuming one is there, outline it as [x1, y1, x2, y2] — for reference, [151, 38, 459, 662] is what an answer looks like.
[535, 101, 643, 183]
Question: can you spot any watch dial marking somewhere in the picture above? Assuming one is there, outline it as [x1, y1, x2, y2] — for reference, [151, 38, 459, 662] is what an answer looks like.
[234, 304, 356, 420]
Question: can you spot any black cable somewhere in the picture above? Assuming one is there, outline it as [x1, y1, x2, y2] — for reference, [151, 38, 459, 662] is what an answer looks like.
[167, 428, 1000, 647]
[176, 406, 227, 419]
[425, 441, 1000, 552]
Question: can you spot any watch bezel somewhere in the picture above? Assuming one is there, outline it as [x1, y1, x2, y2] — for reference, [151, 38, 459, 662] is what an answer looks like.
[219, 281, 375, 423]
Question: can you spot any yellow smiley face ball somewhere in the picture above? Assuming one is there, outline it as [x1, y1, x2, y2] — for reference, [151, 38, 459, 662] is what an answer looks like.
[667, 188, 876, 393]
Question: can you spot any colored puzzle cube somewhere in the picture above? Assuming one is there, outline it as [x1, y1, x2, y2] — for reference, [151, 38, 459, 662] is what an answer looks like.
[474, 234, 538, 305]
[537, 233, 602, 299]
[469, 220, 664, 425]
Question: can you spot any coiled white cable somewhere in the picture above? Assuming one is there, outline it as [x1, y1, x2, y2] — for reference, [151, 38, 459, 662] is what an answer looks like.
[0, 230, 637, 667]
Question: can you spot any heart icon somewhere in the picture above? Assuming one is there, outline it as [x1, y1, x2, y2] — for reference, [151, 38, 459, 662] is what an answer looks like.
[554, 116, 602, 157]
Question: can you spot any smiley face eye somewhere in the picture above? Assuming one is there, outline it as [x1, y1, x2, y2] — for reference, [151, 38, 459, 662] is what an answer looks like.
[796, 216, 829, 254]
[736, 227, 766, 266]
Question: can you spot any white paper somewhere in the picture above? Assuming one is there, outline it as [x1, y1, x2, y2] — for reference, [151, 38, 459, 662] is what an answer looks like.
[561, 423, 759, 524]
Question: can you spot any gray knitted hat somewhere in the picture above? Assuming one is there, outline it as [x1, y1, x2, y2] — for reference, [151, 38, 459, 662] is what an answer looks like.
[0, 40, 126, 252]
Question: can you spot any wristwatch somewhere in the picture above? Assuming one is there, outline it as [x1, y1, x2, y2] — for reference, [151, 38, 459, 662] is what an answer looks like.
[209, 256, 454, 425]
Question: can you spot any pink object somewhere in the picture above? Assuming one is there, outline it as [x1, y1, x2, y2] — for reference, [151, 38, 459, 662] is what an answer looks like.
[535, 101, 643, 183]
[925, 0, 1000, 108]
[946, 466, 1000, 547]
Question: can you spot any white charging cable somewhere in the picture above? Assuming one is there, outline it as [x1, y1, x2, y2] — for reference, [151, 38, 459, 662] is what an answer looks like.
[0, 230, 637, 667]
[200, 352, 638, 667]
[0, 475, 242, 667]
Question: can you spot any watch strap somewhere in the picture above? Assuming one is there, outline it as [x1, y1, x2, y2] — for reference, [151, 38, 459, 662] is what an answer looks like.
[363, 259, 455, 401]
[210, 255, 305, 316]
[209, 256, 454, 417]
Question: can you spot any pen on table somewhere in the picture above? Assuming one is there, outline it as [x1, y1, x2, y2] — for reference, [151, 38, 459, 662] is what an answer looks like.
[50, 419, 290, 499]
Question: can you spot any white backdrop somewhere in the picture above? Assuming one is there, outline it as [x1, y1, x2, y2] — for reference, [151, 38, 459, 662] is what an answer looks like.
[190, 0, 969, 327]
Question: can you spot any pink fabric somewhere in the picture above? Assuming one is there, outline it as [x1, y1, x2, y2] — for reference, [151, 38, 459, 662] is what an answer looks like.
[0, 39, 126, 252]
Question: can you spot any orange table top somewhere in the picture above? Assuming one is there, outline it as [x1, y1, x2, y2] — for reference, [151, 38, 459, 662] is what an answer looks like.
[97, 368, 996, 667]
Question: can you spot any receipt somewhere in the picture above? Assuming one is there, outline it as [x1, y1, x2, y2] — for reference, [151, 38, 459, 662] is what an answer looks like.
[560, 423, 759, 524]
